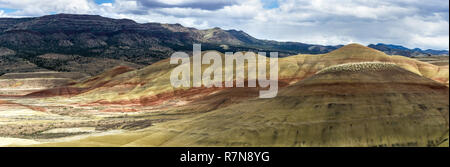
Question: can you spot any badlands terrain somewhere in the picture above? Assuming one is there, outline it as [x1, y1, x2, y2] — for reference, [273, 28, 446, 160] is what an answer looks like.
[0, 44, 448, 147]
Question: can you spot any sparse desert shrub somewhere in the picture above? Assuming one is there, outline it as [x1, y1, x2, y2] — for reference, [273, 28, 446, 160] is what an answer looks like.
[317, 62, 397, 74]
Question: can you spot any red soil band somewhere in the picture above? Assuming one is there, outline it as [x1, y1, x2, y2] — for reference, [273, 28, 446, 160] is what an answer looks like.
[0, 99, 47, 112]
[100, 108, 138, 112]
[88, 79, 292, 107]
[25, 87, 89, 98]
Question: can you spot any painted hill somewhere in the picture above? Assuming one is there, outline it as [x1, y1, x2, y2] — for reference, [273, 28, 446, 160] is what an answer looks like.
[327, 43, 388, 57]
[147, 63, 448, 146]
[279, 44, 449, 85]
[33, 62, 449, 146]
[36, 44, 447, 105]
[4, 44, 448, 147]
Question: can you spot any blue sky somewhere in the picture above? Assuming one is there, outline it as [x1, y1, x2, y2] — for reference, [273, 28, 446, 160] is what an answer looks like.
[0, 0, 448, 50]
[0, 8, 16, 13]
[94, 0, 113, 3]
[261, 0, 279, 9]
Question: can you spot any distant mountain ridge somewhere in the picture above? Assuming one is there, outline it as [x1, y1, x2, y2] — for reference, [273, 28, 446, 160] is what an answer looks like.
[0, 14, 447, 76]
[368, 43, 449, 57]
[0, 14, 343, 75]
[0, 14, 340, 56]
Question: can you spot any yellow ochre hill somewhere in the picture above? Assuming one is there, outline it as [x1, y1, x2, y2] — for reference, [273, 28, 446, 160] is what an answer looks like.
[327, 43, 388, 58]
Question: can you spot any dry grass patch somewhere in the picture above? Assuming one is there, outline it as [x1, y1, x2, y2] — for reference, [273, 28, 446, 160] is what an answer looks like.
[317, 62, 397, 74]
